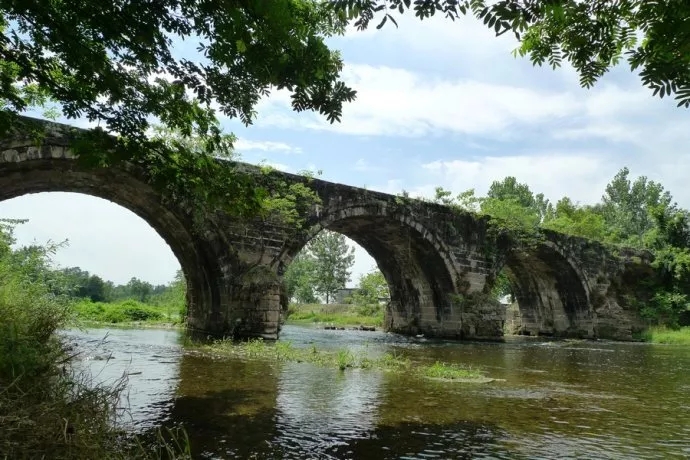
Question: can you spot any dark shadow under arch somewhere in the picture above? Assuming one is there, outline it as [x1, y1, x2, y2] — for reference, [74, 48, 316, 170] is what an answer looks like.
[501, 243, 592, 337]
[0, 154, 223, 330]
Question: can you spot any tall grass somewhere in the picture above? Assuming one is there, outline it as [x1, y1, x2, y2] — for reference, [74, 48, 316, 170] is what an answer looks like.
[286, 303, 384, 327]
[638, 326, 690, 344]
[0, 225, 189, 458]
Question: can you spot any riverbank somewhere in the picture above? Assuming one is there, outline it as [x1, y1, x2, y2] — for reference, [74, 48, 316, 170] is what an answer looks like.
[286, 303, 383, 328]
[1, 291, 189, 458]
[72, 299, 184, 329]
[638, 326, 690, 344]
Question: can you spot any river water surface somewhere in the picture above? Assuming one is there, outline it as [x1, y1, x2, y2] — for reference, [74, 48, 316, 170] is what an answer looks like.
[63, 325, 690, 459]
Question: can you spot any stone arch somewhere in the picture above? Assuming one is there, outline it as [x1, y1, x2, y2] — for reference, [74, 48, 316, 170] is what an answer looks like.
[284, 204, 460, 336]
[500, 241, 592, 337]
[0, 137, 226, 333]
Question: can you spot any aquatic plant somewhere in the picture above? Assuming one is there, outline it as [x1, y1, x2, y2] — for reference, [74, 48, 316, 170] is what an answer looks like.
[421, 361, 483, 380]
[192, 339, 487, 383]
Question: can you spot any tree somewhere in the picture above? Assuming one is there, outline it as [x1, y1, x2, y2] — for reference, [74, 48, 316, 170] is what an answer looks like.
[541, 197, 609, 241]
[485, 176, 553, 223]
[352, 269, 389, 305]
[1, 1, 355, 137]
[306, 230, 355, 304]
[125, 277, 153, 303]
[334, 0, 690, 107]
[1, 0, 355, 223]
[283, 252, 318, 304]
[599, 167, 674, 246]
[83, 275, 106, 302]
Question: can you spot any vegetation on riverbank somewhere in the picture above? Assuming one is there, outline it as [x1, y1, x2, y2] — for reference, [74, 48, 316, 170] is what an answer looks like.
[193, 338, 487, 381]
[637, 326, 690, 345]
[286, 303, 383, 328]
[72, 299, 184, 328]
[0, 220, 189, 459]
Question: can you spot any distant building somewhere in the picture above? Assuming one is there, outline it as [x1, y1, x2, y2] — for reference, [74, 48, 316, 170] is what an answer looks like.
[333, 287, 358, 304]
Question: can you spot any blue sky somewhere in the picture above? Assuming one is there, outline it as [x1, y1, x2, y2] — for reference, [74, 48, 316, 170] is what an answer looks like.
[1, 14, 689, 286]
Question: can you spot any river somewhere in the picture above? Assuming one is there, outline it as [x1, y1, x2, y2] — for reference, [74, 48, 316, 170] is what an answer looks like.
[62, 325, 690, 459]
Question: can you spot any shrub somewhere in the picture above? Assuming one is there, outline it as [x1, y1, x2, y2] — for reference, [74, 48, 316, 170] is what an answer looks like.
[355, 303, 381, 317]
[119, 300, 164, 322]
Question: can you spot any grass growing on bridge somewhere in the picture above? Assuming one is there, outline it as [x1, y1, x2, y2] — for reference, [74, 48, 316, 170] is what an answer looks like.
[639, 326, 690, 345]
[194, 338, 488, 381]
[285, 303, 384, 328]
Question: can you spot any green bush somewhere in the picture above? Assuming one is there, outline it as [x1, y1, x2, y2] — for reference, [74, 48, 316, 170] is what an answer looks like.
[73, 299, 167, 323]
[119, 300, 164, 321]
[355, 302, 381, 317]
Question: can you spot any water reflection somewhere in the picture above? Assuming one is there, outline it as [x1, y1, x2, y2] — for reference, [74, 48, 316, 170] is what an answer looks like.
[64, 326, 690, 459]
[274, 364, 383, 456]
[63, 328, 181, 429]
[171, 354, 280, 459]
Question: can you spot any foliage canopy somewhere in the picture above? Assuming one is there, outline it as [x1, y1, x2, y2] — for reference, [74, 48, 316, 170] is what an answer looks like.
[0, 0, 350, 222]
[333, 0, 690, 107]
[433, 167, 690, 327]
[1, 0, 355, 138]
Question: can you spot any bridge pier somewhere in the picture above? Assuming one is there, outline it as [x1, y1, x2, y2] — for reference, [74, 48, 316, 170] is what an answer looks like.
[186, 274, 285, 340]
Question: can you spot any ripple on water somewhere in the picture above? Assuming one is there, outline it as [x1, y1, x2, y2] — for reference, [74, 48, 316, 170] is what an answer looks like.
[62, 326, 690, 459]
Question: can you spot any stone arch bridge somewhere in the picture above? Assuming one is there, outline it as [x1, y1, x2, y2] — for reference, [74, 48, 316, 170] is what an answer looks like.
[1, 117, 652, 341]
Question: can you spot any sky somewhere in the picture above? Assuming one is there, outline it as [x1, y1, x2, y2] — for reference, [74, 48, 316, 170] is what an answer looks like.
[1, 13, 689, 286]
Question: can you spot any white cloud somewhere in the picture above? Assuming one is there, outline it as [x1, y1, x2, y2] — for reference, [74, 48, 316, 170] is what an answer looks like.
[256, 64, 582, 138]
[234, 139, 302, 154]
[341, 11, 517, 60]
[353, 158, 381, 172]
[391, 153, 615, 206]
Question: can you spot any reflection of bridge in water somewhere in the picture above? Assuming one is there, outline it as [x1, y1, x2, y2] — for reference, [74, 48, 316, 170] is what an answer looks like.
[68, 326, 690, 459]
[4, 117, 653, 341]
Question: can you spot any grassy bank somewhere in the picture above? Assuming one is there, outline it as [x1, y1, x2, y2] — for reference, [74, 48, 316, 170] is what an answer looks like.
[638, 326, 690, 344]
[193, 338, 492, 382]
[286, 303, 383, 328]
[72, 299, 184, 328]
[0, 281, 189, 457]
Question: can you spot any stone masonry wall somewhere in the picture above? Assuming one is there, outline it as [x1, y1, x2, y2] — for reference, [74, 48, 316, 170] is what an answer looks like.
[1, 116, 655, 341]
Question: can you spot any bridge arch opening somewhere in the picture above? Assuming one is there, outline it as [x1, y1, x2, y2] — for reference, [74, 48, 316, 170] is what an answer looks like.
[283, 209, 459, 336]
[497, 244, 591, 338]
[0, 154, 223, 329]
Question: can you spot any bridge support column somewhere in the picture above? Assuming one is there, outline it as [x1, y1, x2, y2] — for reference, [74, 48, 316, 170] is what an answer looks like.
[186, 270, 286, 340]
[459, 300, 506, 339]
[224, 278, 284, 340]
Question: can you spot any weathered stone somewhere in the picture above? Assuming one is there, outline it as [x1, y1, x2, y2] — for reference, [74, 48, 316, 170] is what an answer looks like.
[0, 116, 655, 341]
